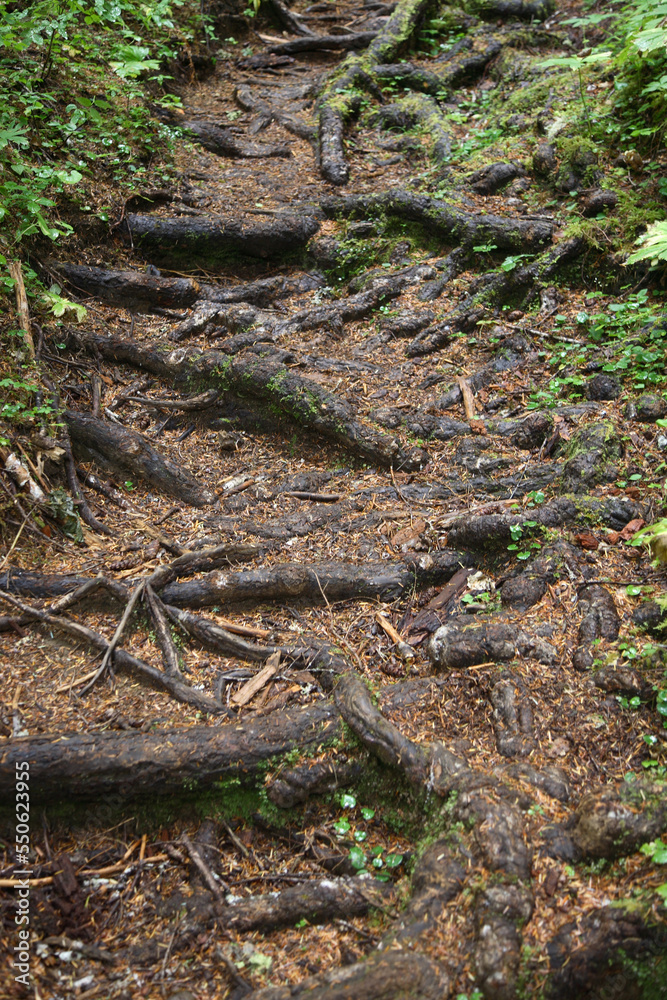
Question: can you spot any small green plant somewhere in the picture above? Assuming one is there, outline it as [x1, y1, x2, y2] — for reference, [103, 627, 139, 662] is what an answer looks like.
[641, 839, 667, 863]
[506, 520, 541, 560]
[626, 220, 667, 266]
[332, 793, 404, 878]
[539, 50, 612, 134]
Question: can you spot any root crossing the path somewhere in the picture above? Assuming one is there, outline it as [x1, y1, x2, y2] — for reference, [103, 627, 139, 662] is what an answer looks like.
[2, 0, 667, 997]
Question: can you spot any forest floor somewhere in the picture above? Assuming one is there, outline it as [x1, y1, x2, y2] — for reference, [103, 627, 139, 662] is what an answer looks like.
[2, 0, 667, 998]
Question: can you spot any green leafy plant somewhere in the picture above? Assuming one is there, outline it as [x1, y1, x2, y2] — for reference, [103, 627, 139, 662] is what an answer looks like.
[641, 839, 667, 863]
[539, 51, 612, 134]
[626, 220, 667, 266]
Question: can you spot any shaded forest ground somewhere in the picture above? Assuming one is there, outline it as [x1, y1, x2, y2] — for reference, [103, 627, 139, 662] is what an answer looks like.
[2, 0, 667, 997]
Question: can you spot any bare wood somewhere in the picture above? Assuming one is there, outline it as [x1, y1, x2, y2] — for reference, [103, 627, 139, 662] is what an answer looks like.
[91, 374, 102, 418]
[0, 447, 46, 504]
[9, 261, 35, 359]
[375, 612, 414, 661]
[232, 651, 281, 706]
[458, 377, 476, 421]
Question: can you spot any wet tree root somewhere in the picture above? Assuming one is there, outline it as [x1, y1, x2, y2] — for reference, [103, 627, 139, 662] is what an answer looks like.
[235, 84, 317, 142]
[371, 93, 452, 165]
[158, 550, 472, 609]
[79, 332, 428, 469]
[64, 409, 215, 508]
[0, 699, 340, 799]
[124, 212, 320, 264]
[54, 263, 201, 312]
[321, 189, 554, 253]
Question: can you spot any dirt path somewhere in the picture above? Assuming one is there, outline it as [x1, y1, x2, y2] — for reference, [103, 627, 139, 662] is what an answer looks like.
[2, 1, 667, 997]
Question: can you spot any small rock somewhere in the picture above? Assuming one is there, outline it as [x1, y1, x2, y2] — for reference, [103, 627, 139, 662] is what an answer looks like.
[585, 373, 621, 401]
[581, 189, 618, 217]
[533, 143, 556, 176]
[636, 393, 667, 422]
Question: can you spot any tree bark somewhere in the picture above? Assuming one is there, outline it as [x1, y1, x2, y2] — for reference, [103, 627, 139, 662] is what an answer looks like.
[0, 702, 340, 799]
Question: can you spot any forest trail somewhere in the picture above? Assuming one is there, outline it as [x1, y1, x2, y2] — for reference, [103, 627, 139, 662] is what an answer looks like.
[2, 0, 667, 997]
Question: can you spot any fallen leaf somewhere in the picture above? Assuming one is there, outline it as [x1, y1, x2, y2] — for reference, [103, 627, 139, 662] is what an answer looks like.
[618, 517, 645, 539]
[391, 519, 425, 547]
[574, 532, 599, 551]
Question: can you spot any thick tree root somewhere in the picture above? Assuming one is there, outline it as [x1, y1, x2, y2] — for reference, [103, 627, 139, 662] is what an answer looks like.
[124, 212, 320, 264]
[406, 237, 584, 356]
[64, 409, 215, 508]
[180, 118, 293, 159]
[80, 332, 428, 469]
[0, 700, 340, 799]
[544, 906, 667, 1000]
[176, 876, 395, 935]
[55, 263, 201, 312]
[250, 951, 450, 1000]
[267, 31, 378, 56]
[322, 189, 554, 253]
[469, 0, 555, 20]
[446, 495, 644, 550]
[0, 549, 471, 615]
[262, 0, 315, 37]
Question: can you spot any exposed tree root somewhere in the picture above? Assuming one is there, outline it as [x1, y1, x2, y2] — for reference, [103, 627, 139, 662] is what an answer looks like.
[469, 0, 554, 19]
[78, 332, 428, 469]
[64, 409, 215, 508]
[0, 698, 340, 798]
[176, 876, 395, 935]
[180, 118, 293, 159]
[0, 550, 472, 610]
[405, 237, 584, 356]
[124, 212, 320, 264]
[55, 263, 201, 312]
[321, 189, 554, 252]
[268, 31, 378, 55]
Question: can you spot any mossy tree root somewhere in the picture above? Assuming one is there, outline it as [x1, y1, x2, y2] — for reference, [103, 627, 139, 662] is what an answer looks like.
[321, 188, 554, 253]
[79, 332, 429, 470]
[406, 236, 584, 357]
[316, 0, 436, 185]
